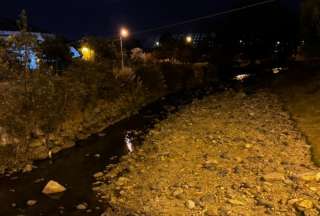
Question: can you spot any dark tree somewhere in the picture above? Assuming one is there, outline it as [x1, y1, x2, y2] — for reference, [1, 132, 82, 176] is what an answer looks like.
[40, 37, 72, 73]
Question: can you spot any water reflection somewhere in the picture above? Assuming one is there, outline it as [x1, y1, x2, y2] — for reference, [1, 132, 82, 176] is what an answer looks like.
[125, 131, 134, 152]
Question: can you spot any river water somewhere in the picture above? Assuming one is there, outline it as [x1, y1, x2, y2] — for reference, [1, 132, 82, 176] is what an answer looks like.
[0, 87, 218, 216]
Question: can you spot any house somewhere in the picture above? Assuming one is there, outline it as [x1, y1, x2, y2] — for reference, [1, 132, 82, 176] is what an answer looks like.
[0, 18, 80, 69]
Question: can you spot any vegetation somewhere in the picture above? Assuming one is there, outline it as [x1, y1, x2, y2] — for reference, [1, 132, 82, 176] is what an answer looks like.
[301, 0, 320, 57]
[0, 11, 216, 172]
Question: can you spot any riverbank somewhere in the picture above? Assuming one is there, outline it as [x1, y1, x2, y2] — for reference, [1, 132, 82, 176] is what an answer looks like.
[272, 64, 320, 165]
[94, 90, 320, 215]
[0, 62, 214, 174]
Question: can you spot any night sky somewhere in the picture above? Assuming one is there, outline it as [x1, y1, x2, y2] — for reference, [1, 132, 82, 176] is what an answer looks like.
[1, 0, 300, 39]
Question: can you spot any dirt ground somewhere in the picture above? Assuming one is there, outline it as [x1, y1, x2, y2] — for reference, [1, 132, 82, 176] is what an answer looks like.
[94, 90, 320, 216]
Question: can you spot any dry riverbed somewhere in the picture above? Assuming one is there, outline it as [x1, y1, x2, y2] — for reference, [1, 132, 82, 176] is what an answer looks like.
[94, 90, 320, 216]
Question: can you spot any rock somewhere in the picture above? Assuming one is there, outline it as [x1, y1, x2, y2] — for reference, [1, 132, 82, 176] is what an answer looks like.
[256, 198, 274, 208]
[227, 199, 245, 206]
[26, 200, 37, 206]
[34, 178, 45, 183]
[297, 172, 320, 182]
[294, 199, 313, 211]
[172, 188, 184, 197]
[42, 180, 66, 195]
[22, 164, 33, 173]
[29, 139, 43, 148]
[76, 203, 88, 210]
[245, 144, 252, 148]
[185, 200, 196, 209]
[94, 172, 104, 178]
[206, 207, 218, 216]
[115, 177, 129, 186]
[262, 172, 285, 181]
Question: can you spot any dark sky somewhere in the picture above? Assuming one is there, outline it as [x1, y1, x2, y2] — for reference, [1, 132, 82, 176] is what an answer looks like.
[1, 0, 300, 39]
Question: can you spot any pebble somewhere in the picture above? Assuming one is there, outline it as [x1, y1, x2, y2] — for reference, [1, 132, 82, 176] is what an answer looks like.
[26, 200, 37, 206]
[294, 199, 314, 211]
[185, 200, 195, 209]
[22, 164, 33, 173]
[172, 188, 183, 196]
[227, 199, 245, 206]
[76, 203, 88, 210]
[94, 172, 104, 178]
[262, 172, 285, 181]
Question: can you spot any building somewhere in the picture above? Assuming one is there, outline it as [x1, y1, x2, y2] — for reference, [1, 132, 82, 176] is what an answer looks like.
[0, 18, 80, 69]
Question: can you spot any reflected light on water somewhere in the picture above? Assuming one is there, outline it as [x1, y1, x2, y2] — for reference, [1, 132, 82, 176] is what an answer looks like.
[125, 131, 134, 152]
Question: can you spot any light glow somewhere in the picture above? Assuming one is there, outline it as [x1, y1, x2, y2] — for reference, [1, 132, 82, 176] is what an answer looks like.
[81, 46, 94, 61]
[186, 35, 192, 43]
[120, 28, 129, 38]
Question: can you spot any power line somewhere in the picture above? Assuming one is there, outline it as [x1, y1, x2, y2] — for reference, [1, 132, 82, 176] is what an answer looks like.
[131, 0, 276, 36]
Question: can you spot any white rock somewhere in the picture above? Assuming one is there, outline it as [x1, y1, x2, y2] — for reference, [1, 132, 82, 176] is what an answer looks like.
[42, 180, 66, 195]
[27, 200, 37, 206]
[22, 164, 33, 173]
[76, 203, 88, 210]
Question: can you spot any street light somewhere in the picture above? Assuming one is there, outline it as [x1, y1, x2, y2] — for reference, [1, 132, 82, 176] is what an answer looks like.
[120, 27, 129, 70]
[186, 35, 192, 44]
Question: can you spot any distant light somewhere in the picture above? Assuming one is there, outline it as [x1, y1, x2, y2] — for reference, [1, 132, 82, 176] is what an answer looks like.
[239, 40, 243, 44]
[120, 27, 129, 38]
[81, 46, 94, 61]
[186, 35, 192, 43]
[155, 41, 160, 47]
[276, 41, 281, 45]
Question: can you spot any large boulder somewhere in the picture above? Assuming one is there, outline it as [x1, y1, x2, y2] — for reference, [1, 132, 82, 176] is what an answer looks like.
[42, 180, 66, 195]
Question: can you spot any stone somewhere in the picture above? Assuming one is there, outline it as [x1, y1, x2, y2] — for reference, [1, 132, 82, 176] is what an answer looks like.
[29, 140, 43, 148]
[294, 199, 313, 211]
[76, 203, 88, 210]
[262, 172, 285, 181]
[27, 200, 37, 206]
[22, 164, 33, 173]
[206, 206, 218, 216]
[297, 172, 320, 182]
[172, 188, 184, 197]
[227, 199, 245, 206]
[94, 172, 104, 178]
[245, 144, 252, 148]
[186, 200, 196, 209]
[115, 177, 129, 186]
[42, 180, 66, 195]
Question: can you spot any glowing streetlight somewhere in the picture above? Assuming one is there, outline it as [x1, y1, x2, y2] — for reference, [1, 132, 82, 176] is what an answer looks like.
[120, 27, 129, 70]
[186, 35, 193, 44]
[120, 28, 129, 38]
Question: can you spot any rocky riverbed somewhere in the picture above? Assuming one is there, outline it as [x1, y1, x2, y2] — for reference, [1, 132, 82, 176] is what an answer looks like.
[94, 90, 320, 216]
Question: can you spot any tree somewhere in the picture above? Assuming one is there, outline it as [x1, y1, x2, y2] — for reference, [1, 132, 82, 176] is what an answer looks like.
[40, 37, 72, 74]
[301, 0, 320, 57]
[8, 10, 38, 89]
[81, 36, 120, 63]
[153, 33, 178, 61]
